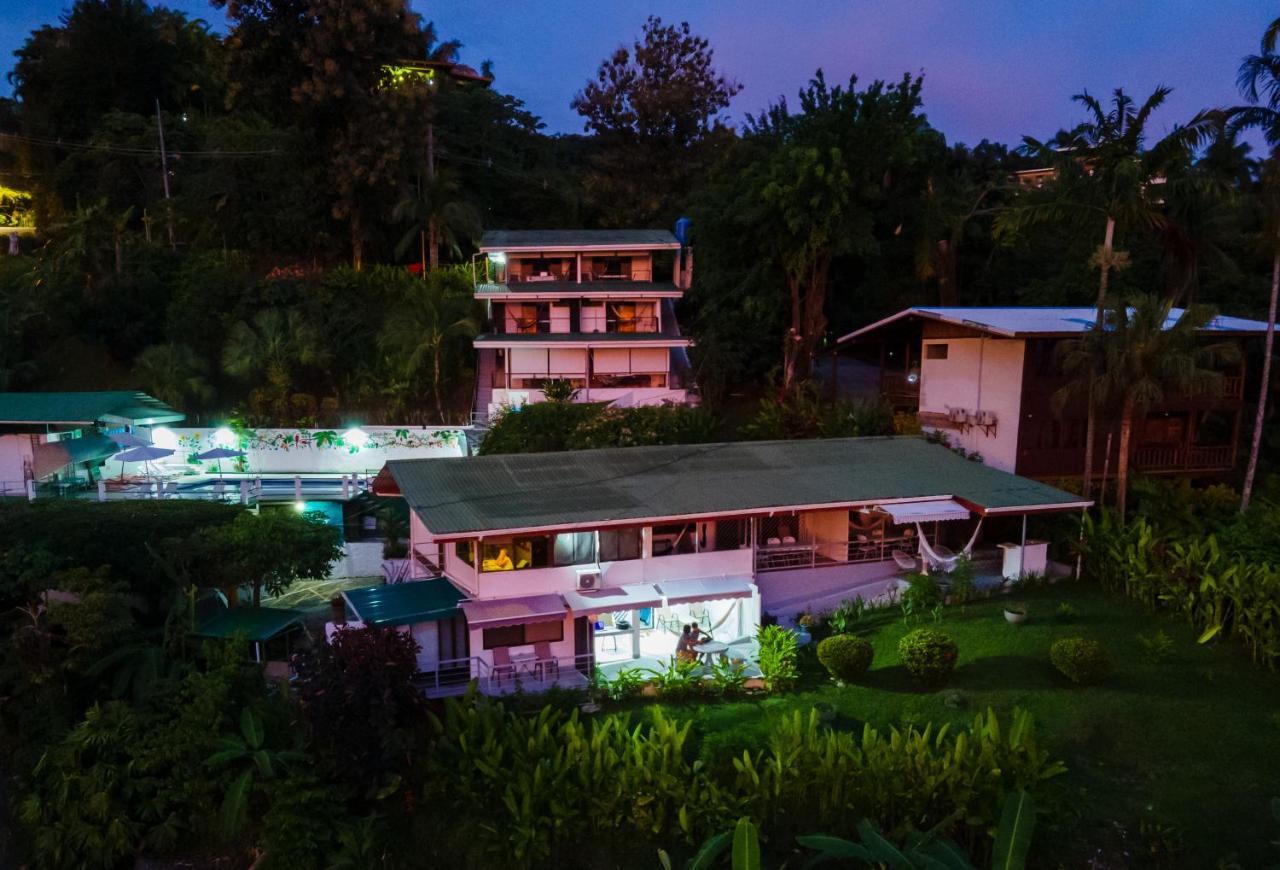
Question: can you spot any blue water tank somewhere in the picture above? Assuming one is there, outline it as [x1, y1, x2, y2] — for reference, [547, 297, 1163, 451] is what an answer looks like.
[674, 216, 692, 246]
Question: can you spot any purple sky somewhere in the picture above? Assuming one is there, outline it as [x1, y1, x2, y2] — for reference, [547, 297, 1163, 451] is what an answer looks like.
[3, 0, 1274, 149]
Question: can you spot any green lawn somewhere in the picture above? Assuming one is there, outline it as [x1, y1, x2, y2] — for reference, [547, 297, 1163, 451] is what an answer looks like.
[658, 584, 1280, 866]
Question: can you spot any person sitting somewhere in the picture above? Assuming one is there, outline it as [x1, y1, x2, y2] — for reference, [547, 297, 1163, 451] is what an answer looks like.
[690, 622, 711, 645]
[675, 624, 696, 663]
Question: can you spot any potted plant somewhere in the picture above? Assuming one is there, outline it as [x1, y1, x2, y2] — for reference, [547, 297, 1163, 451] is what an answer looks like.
[1003, 602, 1028, 624]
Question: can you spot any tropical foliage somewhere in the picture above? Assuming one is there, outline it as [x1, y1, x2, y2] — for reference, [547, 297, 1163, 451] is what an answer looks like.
[422, 700, 1062, 868]
[1082, 509, 1280, 667]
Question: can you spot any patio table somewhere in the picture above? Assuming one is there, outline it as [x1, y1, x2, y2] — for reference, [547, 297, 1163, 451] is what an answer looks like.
[692, 641, 729, 666]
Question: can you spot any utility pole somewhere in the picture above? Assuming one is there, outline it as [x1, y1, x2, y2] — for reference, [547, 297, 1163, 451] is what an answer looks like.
[155, 99, 175, 250]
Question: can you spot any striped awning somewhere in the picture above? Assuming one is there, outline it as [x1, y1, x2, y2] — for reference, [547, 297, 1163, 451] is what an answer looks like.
[878, 499, 970, 524]
[562, 583, 664, 615]
[461, 593, 566, 629]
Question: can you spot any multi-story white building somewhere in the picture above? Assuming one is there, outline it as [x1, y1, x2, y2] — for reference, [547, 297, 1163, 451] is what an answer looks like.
[471, 229, 696, 419]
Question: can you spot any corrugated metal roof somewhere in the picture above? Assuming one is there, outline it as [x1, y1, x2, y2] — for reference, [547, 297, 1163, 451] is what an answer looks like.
[839, 306, 1272, 343]
[388, 437, 1090, 537]
[343, 578, 464, 627]
[193, 606, 305, 641]
[480, 229, 681, 251]
[0, 391, 185, 425]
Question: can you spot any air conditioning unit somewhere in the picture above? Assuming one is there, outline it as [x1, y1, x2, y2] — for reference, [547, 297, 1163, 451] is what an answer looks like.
[576, 569, 602, 591]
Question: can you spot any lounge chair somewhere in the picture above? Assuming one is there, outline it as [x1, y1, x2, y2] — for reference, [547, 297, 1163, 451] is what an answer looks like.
[893, 550, 919, 572]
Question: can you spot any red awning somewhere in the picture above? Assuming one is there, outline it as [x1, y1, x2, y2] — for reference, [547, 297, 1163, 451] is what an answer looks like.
[461, 593, 567, 629]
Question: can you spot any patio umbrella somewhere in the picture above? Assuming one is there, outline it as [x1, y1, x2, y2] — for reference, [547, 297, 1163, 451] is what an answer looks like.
[194, 446, 246, 481]
[113, 445, 175, 489]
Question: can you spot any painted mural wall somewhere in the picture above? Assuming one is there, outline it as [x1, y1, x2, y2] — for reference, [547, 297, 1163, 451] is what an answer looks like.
[138, 425, 470, 476]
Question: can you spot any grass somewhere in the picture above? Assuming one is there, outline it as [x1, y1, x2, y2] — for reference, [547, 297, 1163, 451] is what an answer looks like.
[652, 583, 1280, 866]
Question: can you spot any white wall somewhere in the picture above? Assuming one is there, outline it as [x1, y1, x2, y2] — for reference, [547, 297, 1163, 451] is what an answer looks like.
[146, 425, 469, 476]
[0, 434, 33, 496]
[446, 546, 753, 600]
[919, 337, 1025, 472]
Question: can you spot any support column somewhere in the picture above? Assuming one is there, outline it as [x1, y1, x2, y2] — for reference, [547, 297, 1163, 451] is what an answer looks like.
[631, 610, 641, 660]
[1017, 514, 1028, 581]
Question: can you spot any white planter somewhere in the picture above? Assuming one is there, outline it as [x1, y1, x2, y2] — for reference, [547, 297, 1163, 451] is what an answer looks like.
[1003, 609, 1027, 625]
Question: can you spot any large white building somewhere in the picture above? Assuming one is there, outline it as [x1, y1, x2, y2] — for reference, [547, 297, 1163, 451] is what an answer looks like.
[471, 229, 696, 419]
[366, 437, 1089, 695]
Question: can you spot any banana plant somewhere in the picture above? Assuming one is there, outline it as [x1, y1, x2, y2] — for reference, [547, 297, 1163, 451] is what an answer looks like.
[205, 707, 306, 837]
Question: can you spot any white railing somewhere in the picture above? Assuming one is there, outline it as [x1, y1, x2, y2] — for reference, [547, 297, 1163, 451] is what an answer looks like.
[414, 652, 598, 696]
[755, 535, 919, 572]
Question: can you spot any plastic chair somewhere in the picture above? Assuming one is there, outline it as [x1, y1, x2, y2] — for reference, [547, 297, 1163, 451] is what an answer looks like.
[533, 641, 558, 681]
[491, 647, 515, 686]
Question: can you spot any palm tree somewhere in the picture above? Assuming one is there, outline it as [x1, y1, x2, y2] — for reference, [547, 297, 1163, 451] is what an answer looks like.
[1232, 15, 1280, 512]
[222, 308, 328, 424]
[392, 166, 481, 270]
[1064, 295, 1240, 520]
[133, 342, 213, 410]
[379, 275, 478, 423]
[997, 87, 1199, 497]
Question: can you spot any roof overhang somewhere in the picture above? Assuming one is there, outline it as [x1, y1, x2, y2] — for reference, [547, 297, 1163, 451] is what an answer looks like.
[837, 309, 1017, 345]
[461, 593, 567, 629]
[656, 576, 755, 606]
[877, 498, 971, 524]
[479, 243, 681, 254]
[563, 583, 664, 615]
[473, 336, 691, 349]
[419, 496, 951, 543]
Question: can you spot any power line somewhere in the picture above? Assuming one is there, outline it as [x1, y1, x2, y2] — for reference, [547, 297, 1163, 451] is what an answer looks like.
[0, 131, 283, 158]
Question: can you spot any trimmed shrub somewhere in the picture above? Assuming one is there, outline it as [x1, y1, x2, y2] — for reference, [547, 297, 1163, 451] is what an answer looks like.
[816, 634, 874, 683]
[1050, 637, 1112, 685]
[898, 629, 959, 686]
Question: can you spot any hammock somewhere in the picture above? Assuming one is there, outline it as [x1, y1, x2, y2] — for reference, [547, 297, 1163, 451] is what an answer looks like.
[916, 518, 983, 573]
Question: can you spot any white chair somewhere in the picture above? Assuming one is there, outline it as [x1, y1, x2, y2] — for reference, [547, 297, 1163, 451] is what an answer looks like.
[893, 550, 919, 572]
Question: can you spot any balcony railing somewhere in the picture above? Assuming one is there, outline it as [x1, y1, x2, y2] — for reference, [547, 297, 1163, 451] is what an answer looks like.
[879, 371, 920, 404]
[505, 268, 655, 284]
[755, 534, 917, 572]
[1131, 444, 1234, 473]
[493, 315, 661, 335]
[413, 652, 597, 697]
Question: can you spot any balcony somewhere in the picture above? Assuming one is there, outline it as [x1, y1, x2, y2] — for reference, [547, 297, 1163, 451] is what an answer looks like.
[494, 315, 660, 336]
[1131, 444, 1235, 474]
[879, 371, 920, 407]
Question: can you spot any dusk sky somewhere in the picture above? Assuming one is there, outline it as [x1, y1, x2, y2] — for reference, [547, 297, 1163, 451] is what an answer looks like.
[2, 0, 1275, 148]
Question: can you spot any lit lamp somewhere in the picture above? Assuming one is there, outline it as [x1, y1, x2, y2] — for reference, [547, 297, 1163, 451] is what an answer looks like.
[212, 427, 237, 448]
[151, 427, 178, 449]
[343, 427, 370, 449]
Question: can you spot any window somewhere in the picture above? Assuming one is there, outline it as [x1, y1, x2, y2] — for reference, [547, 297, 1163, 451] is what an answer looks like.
[599, 527, 642, 561]
[651, 523, 696, 557]
[480, 536, 550, 572]
[454, 540, 474, 567]
[554, 532, 595, 567]
[711, 519, 747, 551]
[482, 619, 564, 649]
[925, 343, 949, 360]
